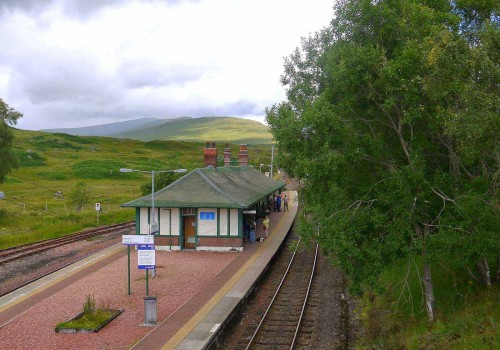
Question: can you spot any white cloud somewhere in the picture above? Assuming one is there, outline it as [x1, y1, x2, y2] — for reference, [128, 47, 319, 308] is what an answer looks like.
[0, 0, 334, 130]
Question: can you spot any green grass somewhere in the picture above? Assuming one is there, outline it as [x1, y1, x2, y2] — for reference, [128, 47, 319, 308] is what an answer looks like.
[72, 160, 141, 179]
[358, 258, 499, 349]
[0, 208, 132, 249]
[14, 150, 47, 167]
[56, 309, 121, 331]
[37, 171, 70, 180]
[30, 134, 83, 151]
[0, 128, 274, 249]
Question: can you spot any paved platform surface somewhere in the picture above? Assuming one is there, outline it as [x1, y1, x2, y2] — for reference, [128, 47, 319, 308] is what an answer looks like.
[0, 191, 297, 350]
[0, 243, 127, 325]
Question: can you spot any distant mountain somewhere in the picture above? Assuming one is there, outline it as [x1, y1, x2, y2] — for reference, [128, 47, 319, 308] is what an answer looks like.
[42, 117, 175, 137]
[43, 116, 272, 144]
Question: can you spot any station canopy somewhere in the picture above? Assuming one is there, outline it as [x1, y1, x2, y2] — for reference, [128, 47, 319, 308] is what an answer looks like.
[122, 166, 285, 209]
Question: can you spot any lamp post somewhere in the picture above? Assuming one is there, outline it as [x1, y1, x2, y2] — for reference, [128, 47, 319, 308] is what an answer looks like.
[120, 167, 187, 232]
[120, 167, 187, 293]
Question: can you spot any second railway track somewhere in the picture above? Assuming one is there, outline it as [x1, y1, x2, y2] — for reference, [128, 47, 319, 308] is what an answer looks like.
[0, 222, 134, 265]
[0, 221, 135, 297]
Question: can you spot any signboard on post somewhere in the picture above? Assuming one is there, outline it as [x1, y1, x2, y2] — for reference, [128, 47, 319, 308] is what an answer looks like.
[149, 222, 159, 235]
[122, 235, 155, 245]
[138, 245, 155, 269]
[95, 203, 101, 211]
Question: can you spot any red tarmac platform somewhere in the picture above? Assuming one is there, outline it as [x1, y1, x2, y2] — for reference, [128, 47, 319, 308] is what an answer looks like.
[0, 191, 297, 350]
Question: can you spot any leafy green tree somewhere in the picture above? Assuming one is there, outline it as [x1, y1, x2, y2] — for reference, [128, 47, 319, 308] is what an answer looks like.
[141, 171, 184, 196]
[68, 182, 93, 212]
[0, 98, 23, 183]
[267, 0, 498, 322]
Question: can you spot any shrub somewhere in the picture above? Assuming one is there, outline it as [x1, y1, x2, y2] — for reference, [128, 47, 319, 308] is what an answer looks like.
[52, 133, 93, 144]
[73, 160, 140, 179]
[83, 294, 96, 314]
[14, 150, 47, 167]
[31, 136, 82, 151]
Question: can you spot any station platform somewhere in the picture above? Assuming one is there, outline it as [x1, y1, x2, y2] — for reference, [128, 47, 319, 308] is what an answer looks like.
[0, 191, 297, 350]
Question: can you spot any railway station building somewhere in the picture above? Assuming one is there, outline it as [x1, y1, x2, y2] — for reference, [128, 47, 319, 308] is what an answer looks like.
[122, 143, 285, 251]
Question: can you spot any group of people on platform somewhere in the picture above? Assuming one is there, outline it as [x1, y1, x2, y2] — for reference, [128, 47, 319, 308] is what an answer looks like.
[243, 215, 270, 242]
[243, 192, 290, 242]
[269, 193, 289, 213]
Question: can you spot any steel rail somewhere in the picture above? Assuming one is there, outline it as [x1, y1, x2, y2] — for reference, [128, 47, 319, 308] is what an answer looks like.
[0, 222, 134, 264]
[244, 238, 319, 350]
[0, 241, 129, 298]
[244, 237, 302, 350]
[290, 242, 319, 349]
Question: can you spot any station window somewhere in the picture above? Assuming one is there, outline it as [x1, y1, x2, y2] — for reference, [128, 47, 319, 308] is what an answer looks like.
[182, 208, 196, 216]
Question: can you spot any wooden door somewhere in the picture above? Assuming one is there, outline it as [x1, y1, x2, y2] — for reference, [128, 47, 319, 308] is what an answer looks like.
[184, 216, 196, 249]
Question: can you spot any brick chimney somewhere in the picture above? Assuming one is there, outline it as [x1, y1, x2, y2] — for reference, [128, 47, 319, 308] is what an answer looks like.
[223, 143, 231, 167]
[238, 144, 248, 166]
[204, 141, 217, 167]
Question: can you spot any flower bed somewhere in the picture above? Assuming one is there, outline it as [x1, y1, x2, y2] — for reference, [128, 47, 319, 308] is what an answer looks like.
[55, 309, 124, 334]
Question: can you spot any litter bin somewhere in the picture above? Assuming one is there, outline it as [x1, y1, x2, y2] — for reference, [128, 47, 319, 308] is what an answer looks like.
[249, 229, 256, 242]
[144, 296, 157, 326]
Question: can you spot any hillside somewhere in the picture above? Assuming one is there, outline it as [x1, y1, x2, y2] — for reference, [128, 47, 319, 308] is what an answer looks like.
[43, 116, 273, 145]
[42, 117, 175, 137]
[0, 128, 272, 249]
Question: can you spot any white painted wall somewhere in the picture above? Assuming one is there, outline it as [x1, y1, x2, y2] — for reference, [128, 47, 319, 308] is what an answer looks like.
[170, 208, 180, 235]
[139, 208, 149, 235]
[197, 208, 217, 236]
[159, 208, 171, 235]
[230, 209, 239, 236]
[219, 209, 228, 235]
[140, 207, 237, 237]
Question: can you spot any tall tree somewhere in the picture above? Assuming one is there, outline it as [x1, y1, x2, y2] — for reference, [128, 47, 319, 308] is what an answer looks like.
[0, 98, 23, 183]
[267, 0, 499, 322]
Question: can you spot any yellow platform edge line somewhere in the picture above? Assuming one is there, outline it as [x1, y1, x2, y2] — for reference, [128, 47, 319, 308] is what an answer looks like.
[162, 191, 297, 350]
[0, 244, 126, 313]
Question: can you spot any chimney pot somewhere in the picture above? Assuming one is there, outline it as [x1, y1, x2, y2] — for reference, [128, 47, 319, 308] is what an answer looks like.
[204, 142, 217, 167]
[238, 144, 249, 166]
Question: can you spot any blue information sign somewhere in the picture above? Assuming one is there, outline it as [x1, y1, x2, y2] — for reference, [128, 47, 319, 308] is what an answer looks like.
[200, 212, 215, 220]
[138, 245, 155, 269]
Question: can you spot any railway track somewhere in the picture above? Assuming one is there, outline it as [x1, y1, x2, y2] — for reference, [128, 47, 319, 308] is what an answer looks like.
[244, 237, 319, 350]
[0, 221, 134, 265]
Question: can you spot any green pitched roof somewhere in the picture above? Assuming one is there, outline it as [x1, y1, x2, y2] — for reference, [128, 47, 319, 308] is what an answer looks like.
[122, 166, 285, 209]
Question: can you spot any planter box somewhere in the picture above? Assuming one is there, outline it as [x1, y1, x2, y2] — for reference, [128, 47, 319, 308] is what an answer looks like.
[55, 309, 124, 334]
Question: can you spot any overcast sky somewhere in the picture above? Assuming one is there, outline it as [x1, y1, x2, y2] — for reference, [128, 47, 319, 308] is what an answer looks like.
[0, 0, 334, 130]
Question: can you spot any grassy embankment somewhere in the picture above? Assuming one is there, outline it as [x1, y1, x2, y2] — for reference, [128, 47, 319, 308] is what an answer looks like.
[0, 129, 272, 249]
[358, 258, 499, 349]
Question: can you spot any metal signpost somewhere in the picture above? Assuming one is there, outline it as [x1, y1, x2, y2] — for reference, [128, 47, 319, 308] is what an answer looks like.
[120, 167, 186, 280]
[138, 245, 155, 295]
[122, 235, 155, 295]
[95, 202, 101, 224]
